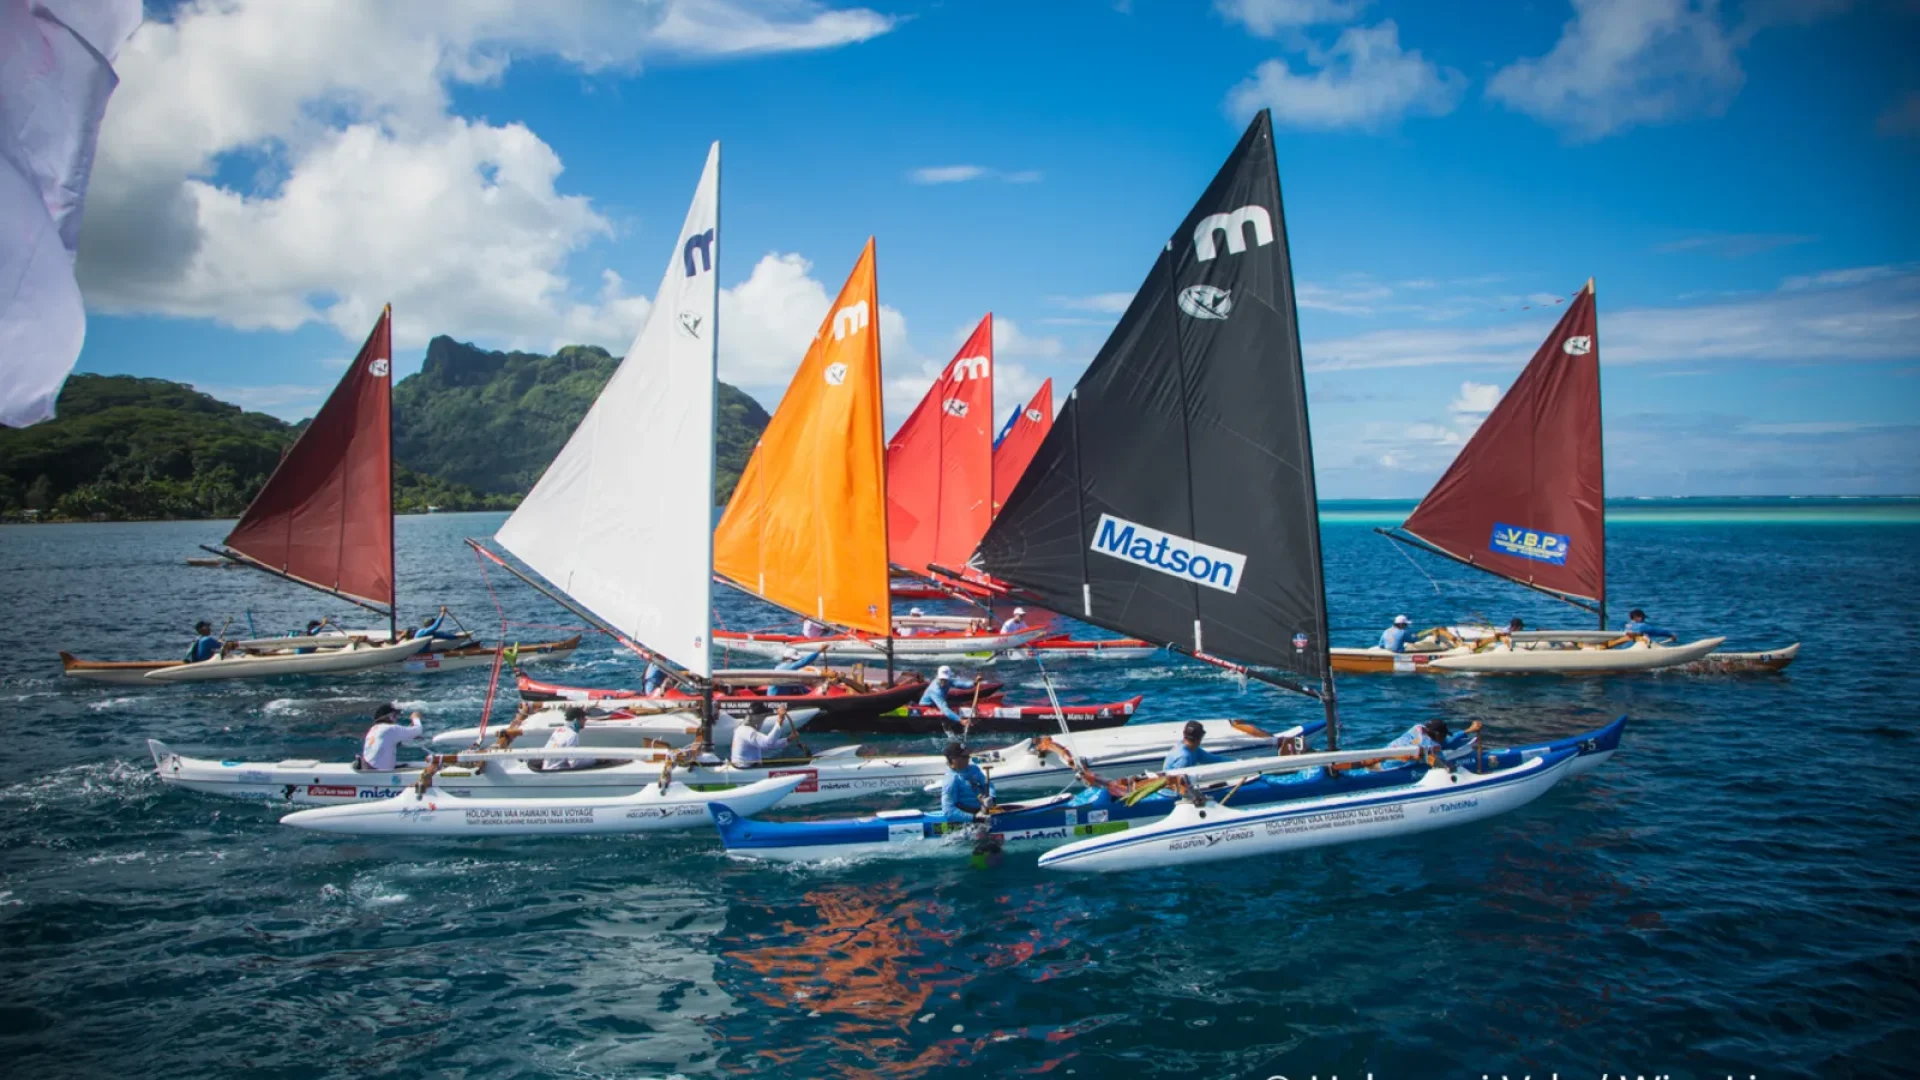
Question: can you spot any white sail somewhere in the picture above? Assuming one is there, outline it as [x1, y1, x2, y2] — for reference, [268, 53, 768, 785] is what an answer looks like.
[497, 143, 720, 676]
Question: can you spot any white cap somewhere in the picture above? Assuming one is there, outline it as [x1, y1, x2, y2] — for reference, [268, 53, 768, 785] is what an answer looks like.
[780, 646, 801, 661]
[1012, 607, 1026, 615]
[1394, 614, 1410, 626]
[936, 665, 955, 680]
[910, 607, 924, 616]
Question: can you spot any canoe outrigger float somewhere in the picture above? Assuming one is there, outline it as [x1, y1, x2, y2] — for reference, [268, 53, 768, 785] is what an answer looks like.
[154, 716, 1325, 814]
[1363, 280, 1795, 673]
[712, 718, 1624, 862]
[280, 772, 805, 836]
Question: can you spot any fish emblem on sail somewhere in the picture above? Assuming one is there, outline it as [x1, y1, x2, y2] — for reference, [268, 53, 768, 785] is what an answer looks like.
[1177, 285, 1232, 320]
[825, 362, 848, 386]
[1563, 335, 1592, 355]
[942, 398, 969, 417]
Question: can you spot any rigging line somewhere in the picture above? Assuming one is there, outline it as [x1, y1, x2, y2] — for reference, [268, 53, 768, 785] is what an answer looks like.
[470, 542, 510, 634]
[1386, 529, 1446, 596]
[1030, 647, 1081, 798]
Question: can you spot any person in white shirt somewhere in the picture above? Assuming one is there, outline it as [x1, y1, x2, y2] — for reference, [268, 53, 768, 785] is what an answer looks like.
[800, 618, 828, 639]
[535, 707, 599, 771]
[898, 607, 924, 638]
[999, 606, 1029, 635]
[356, 703, 424, 771]
[730, 706, 797, 768]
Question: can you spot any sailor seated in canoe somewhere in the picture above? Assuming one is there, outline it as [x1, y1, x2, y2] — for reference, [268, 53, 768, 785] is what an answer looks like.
[1378, 614, 1416, 652]
[998, 606, 1030, 635]
[801, 618, 829, 639]
[186, 621, 226, 663]
[529, 707, 603, 772]
[1377, 719, 1450, 767]
[409, 606, 463, 642]
[898, 607, 925, 637]
[938, 742, 995, 822]
[1620, 609, 1678, 644]
[765, 647, 823, 696]
[293, 618, 328, 654]
[355, 703, 425, 771]
[919, 665, 981, 733]
[642, 660, 669, 697]
[1475, 617, 1525, 652]
[1162, 720, 1233, 770]
[731, 705, 799, 768]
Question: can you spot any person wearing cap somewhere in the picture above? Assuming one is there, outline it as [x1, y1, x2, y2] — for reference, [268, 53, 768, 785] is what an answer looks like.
[765, 646, 822, 696]
[1378, 614, 1415, 653]
[918, 665, 979, 732]
[937, 742, 995, 821]
[998, 607, 1030, 636]
[355, 703, 425, 771]
[730, 705, 797, 768]
[1162, 720, 1232, 771]
[1621, 609, 1677, 643]
[898, 607, 925, 638]
[534, 706, 598, 771]
[185, 621, 224, 663]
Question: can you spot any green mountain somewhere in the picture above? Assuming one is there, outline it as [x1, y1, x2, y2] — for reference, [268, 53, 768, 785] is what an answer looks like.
[1, 338, 771, 521]
[392, 336, 770, 503]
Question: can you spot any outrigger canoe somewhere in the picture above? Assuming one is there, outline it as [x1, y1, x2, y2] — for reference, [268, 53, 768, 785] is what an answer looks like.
[61, 636, 431, 684]
[1329, 631, 1746, 675]
[714, 718, 1624, 862]
[153, 718, 1323, 810]
[806, 694, 1145, 735]
[512, 669, 965, 723]
[998, 635, 1160, 662]
[712, 625, 1050, 664]
[397, 636, 580, 674]
[280, 773, 805, 836]
[430, 702, 822, 751]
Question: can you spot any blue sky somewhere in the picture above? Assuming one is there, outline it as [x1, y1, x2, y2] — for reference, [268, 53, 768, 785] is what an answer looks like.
[71, 0, 1920, 496]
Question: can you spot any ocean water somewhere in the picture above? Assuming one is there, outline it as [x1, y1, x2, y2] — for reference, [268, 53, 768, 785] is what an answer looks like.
[1, 503, 1916, 1079]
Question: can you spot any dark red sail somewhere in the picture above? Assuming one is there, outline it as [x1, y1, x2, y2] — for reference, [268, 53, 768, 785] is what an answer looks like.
[1398, 281, 1603, 606]
[222, 307, 395, 610]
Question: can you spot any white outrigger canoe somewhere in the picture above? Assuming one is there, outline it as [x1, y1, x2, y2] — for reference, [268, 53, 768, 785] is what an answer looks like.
[1331, 631, 1731, 675]
[280, 773, 804, 836]
[150, 717, 1320, 810]
[59, 636, 430, 684]
[713, 625, 1051, 664]
[1037, 744, 1583, 873]
[430, 704, 820, 751]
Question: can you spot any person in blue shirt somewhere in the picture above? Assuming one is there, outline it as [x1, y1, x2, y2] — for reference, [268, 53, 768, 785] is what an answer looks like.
[642, 660, 669, 696]
[765, 647, 822, 696]
[410, 607, 462, 643]
[185, 621, 224, 663]
[1622, 608, 1677, 642]
[937, 742, 995, 821]
[1162, 720, 1232, 771]
[919, 665, 977, 733]
[1379, 614, 1415, 652]
[1384, 719, 1452, 767]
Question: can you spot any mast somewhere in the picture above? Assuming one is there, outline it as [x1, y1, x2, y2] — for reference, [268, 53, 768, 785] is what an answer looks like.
[1590, 277, 1606, 632]
[386, 302, 398, 643]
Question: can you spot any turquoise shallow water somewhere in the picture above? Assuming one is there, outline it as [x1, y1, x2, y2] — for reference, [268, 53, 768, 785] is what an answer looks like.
[2, 503, 1917, 1079]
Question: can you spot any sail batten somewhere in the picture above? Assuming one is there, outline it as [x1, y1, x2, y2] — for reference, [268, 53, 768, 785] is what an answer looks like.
[495, 144, 720, 676]
[714, 240, 890, 637]
[1395, 281, 1604, 608]
[222, 308, 394, 613]
[978, 110, 1330, 686]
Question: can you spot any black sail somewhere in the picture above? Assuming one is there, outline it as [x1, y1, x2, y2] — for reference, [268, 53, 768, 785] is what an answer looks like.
[978, 110, 1330, 687]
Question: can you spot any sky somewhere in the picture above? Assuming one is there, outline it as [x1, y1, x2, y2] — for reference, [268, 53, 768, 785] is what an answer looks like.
[68, 0, 1920, 497]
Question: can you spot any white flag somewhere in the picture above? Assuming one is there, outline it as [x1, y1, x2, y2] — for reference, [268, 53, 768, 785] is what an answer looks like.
[0, 0, 142, 427]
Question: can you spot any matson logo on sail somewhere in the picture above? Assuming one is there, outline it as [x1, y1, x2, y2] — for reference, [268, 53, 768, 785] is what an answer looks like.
[1091, 514, 1245, 594]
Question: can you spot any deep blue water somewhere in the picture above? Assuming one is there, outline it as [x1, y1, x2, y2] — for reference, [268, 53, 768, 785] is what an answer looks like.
[2, 505, 1917, 1079]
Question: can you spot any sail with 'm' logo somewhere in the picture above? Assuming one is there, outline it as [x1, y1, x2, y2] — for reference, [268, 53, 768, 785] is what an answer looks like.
[1384, 281, 1605, 616]
[496, 143, 721, 675]
[714, 239, 890, 636]
[887, 314, 995, 580]
[992, 377, 1052, 515]
[977, 110, 1330, 689]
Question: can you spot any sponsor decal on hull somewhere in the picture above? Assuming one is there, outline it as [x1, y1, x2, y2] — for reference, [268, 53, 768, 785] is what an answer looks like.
[768, 768, 820, 794]
[1263, 803, 1406, 837]
[463, 806, 599, 826]
[306, 785, 357, 798]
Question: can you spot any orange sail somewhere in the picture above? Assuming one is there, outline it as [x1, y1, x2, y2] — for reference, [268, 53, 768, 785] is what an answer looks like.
[714, 239, 890, 635]
[887, 313, 994, 578]
[992, 377, 1053, 514]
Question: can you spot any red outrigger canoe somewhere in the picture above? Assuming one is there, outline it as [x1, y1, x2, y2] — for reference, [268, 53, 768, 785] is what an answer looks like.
[514, 671, 1003, 725]
[807, 693, 1145, 735]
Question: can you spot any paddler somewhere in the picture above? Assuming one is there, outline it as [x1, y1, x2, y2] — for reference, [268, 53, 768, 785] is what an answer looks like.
[534, 706, 596, 772]
[730, 705, 797, 768]
[410, 606, 461, 642]
[938, 742, 995, 821]
[1384, 718, 1451, 764]
[1162, 720, 1232, 770]
[1622, 609, 1678, 643]
[998, 606, 1029, 635]
[919, 665, 979, 733]
[898, 607, 925, 637]
[1378, 614, 1415, 652]
[765, 646, 822, 696]
[355, 703, 425, 771]
[185, 621, 225, 663]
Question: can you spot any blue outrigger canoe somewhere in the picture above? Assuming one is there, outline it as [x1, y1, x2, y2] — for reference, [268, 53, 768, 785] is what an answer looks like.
[710, 716, 1626, 862]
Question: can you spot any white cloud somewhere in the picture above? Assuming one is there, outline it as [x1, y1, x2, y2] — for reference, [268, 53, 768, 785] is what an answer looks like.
[907, 165, 1043, 185]
[1484, 0, 1849, 140]
[1225, 21, 1466, 129]
[1305, 266, 1920, 372]
[191, 383, 330, 415]
[1297, 279, 1393, 315]
[1737, 421, 1878, 435]
[1449, 381, 1502, 416]
[1878, 91, 1920, 137]
[717, 251, 911, 399]
[1655, 233, 1817, 257]
[1215, 0, 1369, 35]
[77, 0, 893, 350]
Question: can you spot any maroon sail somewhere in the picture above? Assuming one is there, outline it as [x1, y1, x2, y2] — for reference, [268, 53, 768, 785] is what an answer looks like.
[1397, 281, 1604, 607]
[221, 307, 395, 610]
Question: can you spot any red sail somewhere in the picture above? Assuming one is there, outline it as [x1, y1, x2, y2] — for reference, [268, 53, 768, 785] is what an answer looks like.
[992, 377, 1052, 514]
[223, 308, 395, 610]
[887, 314, 995, 577]
[1399, 282, 1604, 605]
